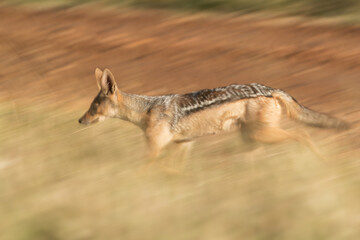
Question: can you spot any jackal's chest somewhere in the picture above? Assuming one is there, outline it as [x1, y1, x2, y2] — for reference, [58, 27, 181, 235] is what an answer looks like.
[173, 100, 246, 139]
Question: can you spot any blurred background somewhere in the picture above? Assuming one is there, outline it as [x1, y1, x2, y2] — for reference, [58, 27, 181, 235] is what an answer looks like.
[0, 1, 360, 239]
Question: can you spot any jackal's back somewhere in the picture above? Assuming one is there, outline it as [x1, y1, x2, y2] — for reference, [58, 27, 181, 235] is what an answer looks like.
[177, 83, 275, 116]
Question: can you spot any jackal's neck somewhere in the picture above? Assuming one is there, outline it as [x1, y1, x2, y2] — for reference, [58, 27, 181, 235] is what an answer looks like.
[116, 91, 157, 128]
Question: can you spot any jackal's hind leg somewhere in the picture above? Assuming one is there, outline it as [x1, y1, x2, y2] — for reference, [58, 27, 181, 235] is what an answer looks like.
[249, 126, 326, 162]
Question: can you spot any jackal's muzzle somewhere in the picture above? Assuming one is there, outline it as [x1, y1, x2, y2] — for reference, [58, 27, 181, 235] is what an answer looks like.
[78, 113, 101, 125]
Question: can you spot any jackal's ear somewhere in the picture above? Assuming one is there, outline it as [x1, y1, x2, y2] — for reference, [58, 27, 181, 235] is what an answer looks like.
[100, 68, 117, 95]
[95, 68, 103, 90]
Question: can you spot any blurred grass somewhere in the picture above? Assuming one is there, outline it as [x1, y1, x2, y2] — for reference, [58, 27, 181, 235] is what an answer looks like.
[0, 102, 359, 239]
[3, 0, 360, 17]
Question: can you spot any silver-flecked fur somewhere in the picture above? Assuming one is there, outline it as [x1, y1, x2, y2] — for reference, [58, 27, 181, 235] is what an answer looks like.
[120, 83, 279, 130]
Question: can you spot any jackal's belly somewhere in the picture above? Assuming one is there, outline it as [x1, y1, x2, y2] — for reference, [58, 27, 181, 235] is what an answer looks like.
[173, 100, 247, 139]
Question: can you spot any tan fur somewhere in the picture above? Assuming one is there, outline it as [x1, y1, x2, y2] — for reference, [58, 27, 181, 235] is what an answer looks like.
[79, 68, 349, 169]
[173, 100, 246, 139]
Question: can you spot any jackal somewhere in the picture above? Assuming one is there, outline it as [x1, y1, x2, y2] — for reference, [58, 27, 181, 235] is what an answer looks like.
[79, 68, 349, 162]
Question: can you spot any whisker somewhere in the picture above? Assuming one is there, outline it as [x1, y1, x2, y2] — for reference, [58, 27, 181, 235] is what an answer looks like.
[71, 125, 94, 135]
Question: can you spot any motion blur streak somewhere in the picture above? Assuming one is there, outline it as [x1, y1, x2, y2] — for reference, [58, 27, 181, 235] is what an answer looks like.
[0, 3, 359, 240]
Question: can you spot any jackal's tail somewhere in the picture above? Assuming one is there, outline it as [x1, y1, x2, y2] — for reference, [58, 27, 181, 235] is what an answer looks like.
[273, 91, 350, 129]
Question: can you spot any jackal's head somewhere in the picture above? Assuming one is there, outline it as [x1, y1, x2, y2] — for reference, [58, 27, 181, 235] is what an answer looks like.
[78, 68, 119, 125]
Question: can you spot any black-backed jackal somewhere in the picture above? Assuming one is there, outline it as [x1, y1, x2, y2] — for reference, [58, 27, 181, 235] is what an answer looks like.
[79, 68, 349, 166]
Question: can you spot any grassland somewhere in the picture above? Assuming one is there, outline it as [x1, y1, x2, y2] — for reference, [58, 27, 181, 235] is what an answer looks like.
[1, 102, 359, 240]
[0, 6, 359, 240]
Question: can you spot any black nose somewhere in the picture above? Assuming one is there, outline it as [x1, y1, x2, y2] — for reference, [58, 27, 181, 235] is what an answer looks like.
[78, 118, 82, 124]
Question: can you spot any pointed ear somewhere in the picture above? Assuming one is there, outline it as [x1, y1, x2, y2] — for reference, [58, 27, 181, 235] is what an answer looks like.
[95, 68, 103, 90]
[100, 68, 117, 95]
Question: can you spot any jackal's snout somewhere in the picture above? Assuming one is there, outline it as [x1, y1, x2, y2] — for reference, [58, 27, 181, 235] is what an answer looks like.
[78, 112, 101, 125]
[78, 115, 86, 124]
[78, 113, 90, 125]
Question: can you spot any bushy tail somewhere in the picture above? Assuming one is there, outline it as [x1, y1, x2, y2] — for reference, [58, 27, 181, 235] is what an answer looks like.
[273, 91, 350, 130]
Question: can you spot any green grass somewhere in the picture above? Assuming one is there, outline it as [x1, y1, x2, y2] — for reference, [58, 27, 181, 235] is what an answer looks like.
[0, 102, 359, 239]
[3, 0, 360, 17]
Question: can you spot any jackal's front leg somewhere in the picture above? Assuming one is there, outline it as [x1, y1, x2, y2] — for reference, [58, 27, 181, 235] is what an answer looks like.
[145, 140, 186, 175]
[141, 121, 176, 173]
[146, 136, 172, 166]
[168, 141, 193, 171]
